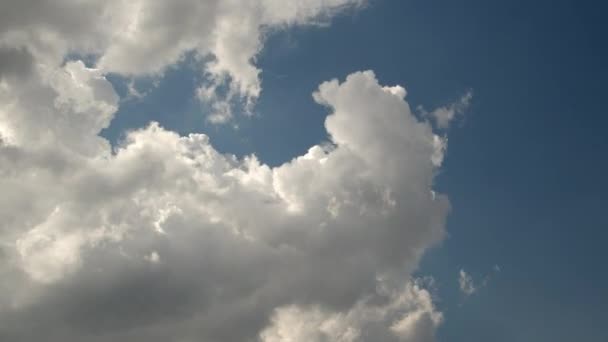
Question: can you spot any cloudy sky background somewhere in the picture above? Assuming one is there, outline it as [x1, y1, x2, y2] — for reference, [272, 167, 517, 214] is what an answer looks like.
[1, 0, 607, 341]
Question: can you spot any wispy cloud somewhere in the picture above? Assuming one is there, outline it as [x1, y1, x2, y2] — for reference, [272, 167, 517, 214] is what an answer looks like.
[459, 265, 501, 298]
[459, 269, 477, 296]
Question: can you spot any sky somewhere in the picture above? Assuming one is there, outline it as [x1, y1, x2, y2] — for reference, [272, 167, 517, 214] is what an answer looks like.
[0, 0, 607, 341]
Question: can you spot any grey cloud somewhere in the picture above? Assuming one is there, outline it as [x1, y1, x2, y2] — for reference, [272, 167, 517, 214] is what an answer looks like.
[0, 47, 34, 80]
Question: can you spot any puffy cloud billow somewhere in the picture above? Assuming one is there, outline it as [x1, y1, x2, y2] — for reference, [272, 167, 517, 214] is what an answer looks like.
[0, 1, 467, 341]
[0, 0, 365, 122]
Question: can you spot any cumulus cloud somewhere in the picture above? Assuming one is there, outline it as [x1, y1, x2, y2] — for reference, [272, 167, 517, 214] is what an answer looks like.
[261, 280, 442, 342]
[0, 0, 364, 122]
[0, 67, 451, 340]
[0, 1, 468, 341]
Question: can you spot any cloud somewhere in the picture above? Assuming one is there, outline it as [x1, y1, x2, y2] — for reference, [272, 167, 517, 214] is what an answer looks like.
[0, 0, 364, 122]
[458, 266, 500, 298]
[261, 280, 442, 342]
[420, 91, 473, 129]
[0, 46, 34, 80]
[0, 1, 468, 341]
[0, 67, 451, 341]
[458, 269, 477, 296]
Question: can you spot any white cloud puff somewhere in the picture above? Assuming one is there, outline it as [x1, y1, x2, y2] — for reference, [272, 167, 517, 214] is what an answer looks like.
[420, 91, 472, 129]
[458, 269, 477, 296]
[261, 280, 442, 342]
[0, 0, 364, 121]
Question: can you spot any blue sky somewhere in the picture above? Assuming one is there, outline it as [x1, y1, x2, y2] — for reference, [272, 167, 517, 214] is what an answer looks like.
[1, 0, 606, 341]
[101, 1, 608, 340]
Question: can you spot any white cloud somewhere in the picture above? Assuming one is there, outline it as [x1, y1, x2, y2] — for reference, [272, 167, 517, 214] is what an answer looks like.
[421, 91, 472, 129]
[458, 266, 500, 298]
[144, 251, 161, 264]
[458, 269, 476, 296]
[0, 1, 470, 340]
[0, 67, 453, 341]
[261, 279, 442, 342]
[0, 0, 364, 122]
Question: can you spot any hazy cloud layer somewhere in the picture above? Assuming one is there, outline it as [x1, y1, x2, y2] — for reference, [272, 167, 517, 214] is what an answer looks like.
[0, 1, 466, 341]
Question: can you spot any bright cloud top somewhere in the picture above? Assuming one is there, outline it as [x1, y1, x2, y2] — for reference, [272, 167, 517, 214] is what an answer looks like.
[0, 1, 469, 341]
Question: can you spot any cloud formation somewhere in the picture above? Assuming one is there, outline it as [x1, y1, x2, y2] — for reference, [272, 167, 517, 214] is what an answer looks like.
[0, 1, 465, 341]
[261, 279, 442, 342]
[0, 67, 449, 341]
[419, 91, 472, 129]
[458, 269, 477, 296]
[0, 0, 364, 122]
[458, 266, 500, 299]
